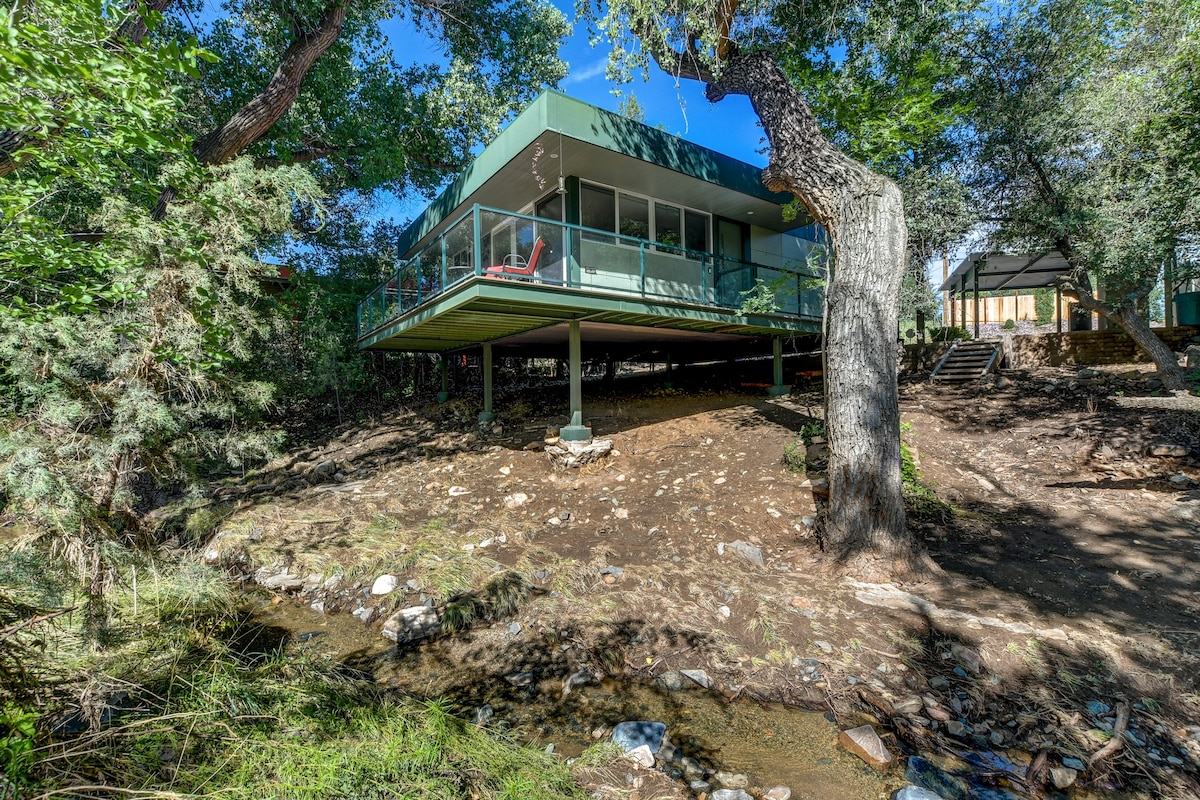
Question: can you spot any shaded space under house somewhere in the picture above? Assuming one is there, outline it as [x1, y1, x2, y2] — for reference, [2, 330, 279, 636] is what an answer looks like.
[357, 90, 827, 439]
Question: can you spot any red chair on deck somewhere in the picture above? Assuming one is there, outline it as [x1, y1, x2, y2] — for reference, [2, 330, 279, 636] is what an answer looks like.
[485, 237, 544, 279]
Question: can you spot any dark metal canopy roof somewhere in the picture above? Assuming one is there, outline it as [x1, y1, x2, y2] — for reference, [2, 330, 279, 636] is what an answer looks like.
[938, 252, 1071, 293]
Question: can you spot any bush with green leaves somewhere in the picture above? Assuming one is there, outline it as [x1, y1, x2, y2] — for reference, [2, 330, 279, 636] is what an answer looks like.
[928, 326, 972, 341]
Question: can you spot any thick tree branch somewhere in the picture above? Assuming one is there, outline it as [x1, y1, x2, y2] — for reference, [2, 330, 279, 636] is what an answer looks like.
[0, 0, 175, 178]
[152, 0, 350, 219]
[191, 2, 349, 167]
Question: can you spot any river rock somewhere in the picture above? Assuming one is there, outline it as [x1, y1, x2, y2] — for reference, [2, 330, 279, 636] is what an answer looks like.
[1050, 767, 1078, 788]
[546, 438, 612, 470]
[711, 791, 753, 800]
[949, 643, 981, 674]
[658, 670, 685, 691]
[894, 696, 924, 715]
[905, 756, 969, 800]
[382, 605, 441, 643]
[764, 787, 792, 800]
[625, 744, 655, 768]
[503, 492, 529, 509]
[727, 540, 765, 568]
[680, 669, 711, 689]
[371, 574, 398, 595]
[561, 667, 593, 697]
[260, 569, 305, 590]
[1062, 757, 1086, 770]
[892, 788, 946, 800]
[611, 721, 667, 754]
[839, 725, 893, 766]
[713, 771, 749, 788]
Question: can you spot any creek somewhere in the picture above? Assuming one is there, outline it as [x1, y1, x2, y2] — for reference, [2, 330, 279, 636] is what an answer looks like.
[250, 595, 901, 799]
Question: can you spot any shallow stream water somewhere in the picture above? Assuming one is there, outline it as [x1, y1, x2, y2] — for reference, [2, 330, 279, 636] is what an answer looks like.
[250, 597, 901, 799]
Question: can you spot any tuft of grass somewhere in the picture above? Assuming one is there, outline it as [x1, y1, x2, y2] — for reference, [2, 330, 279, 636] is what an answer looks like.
[16, 582, 585, 800]
[900, 423, 954, 522]
[183, 504, 232, 544]
[441, 594, 488, 634]
[483, 571, 530, 619]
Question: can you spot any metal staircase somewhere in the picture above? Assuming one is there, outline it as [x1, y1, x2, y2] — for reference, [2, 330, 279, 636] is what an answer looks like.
[930, 340, 1004, 382]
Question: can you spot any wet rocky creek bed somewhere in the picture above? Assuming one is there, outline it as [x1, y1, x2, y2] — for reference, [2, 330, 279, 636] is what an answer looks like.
[250, 594, 903, 799]
[248, 595, 1148, 800]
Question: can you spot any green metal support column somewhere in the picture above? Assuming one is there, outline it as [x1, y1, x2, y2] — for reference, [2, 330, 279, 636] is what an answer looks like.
[767, 337, 789, 396]
[478, 343, 495, 423]
[561, 319, 591, 442]
[437, 355, 450, 403]
[972, 263, 980, 339]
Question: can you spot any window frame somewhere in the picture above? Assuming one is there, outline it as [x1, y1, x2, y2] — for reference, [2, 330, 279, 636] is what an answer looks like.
[579, 180, 711, 260]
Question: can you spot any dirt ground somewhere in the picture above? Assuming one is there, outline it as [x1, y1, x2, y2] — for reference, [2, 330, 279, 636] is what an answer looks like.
[197, 362, 1200, 799]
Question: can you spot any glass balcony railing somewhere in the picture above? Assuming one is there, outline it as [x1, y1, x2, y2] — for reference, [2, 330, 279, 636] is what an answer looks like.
[357, 204, 825, 338]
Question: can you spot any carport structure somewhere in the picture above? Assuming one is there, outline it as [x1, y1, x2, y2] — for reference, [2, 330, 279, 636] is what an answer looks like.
[938, 252, 1072, 337]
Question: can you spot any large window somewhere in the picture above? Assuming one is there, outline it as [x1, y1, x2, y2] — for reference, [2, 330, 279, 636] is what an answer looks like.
[619, 193, 649, 239]
[580, 181, 710, 259]
[581, 184, 615, 242]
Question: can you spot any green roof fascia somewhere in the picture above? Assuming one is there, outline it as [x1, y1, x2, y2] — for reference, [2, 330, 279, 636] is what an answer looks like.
[397, 90, 792, 257]
[357, 278, 819, 351]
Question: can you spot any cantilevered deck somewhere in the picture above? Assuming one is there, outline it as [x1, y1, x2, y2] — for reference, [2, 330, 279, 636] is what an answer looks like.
[357, 205, 822, 354]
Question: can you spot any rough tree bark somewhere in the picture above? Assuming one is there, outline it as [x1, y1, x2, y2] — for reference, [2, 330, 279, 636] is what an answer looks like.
[152, 0, 350, 217]
[0, 0, 176, 178]
[663, 47, 928, 576]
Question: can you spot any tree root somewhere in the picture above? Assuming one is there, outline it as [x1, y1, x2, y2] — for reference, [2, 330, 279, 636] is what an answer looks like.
[1090, 701, 1130, 766]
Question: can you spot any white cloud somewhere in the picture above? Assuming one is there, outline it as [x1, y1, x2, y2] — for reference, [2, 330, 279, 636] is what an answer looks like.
[563, 59, 608, 85]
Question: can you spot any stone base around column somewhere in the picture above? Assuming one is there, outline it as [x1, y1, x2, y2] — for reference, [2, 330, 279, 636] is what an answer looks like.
[767, 385, 790, 397]
[478, 411, 496, 423]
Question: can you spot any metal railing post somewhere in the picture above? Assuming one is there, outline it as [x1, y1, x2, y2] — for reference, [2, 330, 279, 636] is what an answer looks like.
[472, 205, 482, 276]
[440, 235, 448, 291]
[639, 242, 646, 296]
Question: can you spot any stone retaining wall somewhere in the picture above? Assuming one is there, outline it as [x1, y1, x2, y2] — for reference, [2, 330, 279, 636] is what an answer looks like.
[901, 326, 1200, 372]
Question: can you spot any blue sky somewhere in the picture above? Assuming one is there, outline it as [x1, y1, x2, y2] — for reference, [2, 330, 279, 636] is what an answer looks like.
[551, 12, 767, 166]
[378, 0, 768, 164]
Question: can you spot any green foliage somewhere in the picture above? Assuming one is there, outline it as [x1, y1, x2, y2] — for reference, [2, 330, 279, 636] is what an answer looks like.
[738, 274, 797, 315]
[928, 326, 971, 342]
[0, 702, 37, 789]
[190, 0, 568, 196]
[1032, 288, 1057, 323]
[28, 629, 584, 799]
[782, 438, 806, 473]
[954, 0, 1199, 312]
[899, 423, 952, 521]
[1002, 319, 1017, 330]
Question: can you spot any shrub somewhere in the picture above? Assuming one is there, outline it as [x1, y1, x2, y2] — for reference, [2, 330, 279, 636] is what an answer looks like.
[928, 326, 972, 341]
[1002, 319, 1017, 330]
[782, 438, 806, 473]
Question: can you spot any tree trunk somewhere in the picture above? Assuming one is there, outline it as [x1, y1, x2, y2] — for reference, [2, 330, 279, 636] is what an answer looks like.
[192, 3, 348, 167]
[707, 51, 927, 576]
[1063, 264, 1187, 389]
[151, 0, 349, 218]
